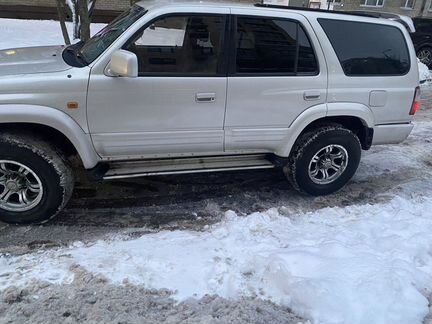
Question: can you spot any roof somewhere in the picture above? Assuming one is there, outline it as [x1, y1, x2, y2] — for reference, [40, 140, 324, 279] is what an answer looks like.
[135, 0, 255, 10]
[134, 0, 413, 30]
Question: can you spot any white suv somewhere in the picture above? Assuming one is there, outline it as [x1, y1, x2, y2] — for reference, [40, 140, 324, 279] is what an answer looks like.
[0, 1, 420, 224]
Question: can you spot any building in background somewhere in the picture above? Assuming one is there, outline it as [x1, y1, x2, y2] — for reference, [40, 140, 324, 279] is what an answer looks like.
[0, 0, 254, 21]
[4, 0, 431, 20]
[0, 0, 130, 22]
[0, 0, 344, 21]
[334, 0, 432, 18]
[264, 0, 340, 9]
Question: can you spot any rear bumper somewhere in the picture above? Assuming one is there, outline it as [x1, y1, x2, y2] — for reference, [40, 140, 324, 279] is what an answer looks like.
[372, 123, 414, 145]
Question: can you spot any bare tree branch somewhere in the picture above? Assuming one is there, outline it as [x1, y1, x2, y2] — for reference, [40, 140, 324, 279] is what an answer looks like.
[55, 0, 71, 45]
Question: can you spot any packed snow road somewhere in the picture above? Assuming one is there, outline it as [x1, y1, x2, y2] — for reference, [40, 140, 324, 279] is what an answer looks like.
[1, 107, 432, 324]
[2, 18, 432, 324]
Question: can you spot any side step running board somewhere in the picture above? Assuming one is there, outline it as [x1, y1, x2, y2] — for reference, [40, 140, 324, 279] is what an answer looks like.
[103, 154, 275, 180]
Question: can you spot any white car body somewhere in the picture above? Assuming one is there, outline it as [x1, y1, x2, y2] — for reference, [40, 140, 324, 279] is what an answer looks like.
[0, 0, 421, 223]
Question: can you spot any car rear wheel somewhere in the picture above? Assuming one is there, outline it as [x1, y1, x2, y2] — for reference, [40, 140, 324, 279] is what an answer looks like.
[285, 124, 361, 196]
[418, 46, 432, 69]
[0, 133, 74, 224]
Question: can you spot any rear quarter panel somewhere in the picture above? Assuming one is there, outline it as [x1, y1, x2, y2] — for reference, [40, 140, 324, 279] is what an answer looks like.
[306, 13, 419, 126]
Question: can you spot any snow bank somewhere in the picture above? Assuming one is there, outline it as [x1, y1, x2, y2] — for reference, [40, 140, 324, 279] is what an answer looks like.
[1, 194, 432, 324]
[419, 60, 431, 84]
[0, 18, 104, 50]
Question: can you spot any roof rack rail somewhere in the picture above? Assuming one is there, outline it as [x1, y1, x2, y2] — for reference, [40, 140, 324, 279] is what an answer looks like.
[254, 3, 386, 18]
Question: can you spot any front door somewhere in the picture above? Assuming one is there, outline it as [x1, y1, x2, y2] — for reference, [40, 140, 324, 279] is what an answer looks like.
[87, 14, 228, 159]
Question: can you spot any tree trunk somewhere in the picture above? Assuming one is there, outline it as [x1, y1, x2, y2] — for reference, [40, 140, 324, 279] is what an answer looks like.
[78, 0, 91, 42]
[89, 0, 97, 16]
[67, 0, 97, 42]
[73, 1, 80, 40]
[55, 0, 71, 45]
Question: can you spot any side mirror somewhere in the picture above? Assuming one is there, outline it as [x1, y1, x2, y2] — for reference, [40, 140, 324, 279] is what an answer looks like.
[109, 50, 138, 78]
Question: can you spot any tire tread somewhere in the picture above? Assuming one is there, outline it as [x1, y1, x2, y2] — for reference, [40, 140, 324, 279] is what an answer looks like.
[0, 132, 74, 224]
[284, 124, 361, 195]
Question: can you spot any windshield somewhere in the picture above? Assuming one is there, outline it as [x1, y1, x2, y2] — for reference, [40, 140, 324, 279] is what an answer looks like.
[79, 5, 146, 64]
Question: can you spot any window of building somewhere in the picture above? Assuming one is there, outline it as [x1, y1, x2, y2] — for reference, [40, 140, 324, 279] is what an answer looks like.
[309, 1, 321, 9]
[318, 19, 410, 76]
[235, 17, 318, 75]
[401, 0, 415, 8]
[310, 0, 341, 8]
[360, 0, 384, 7]
[124, 15, 226, 75]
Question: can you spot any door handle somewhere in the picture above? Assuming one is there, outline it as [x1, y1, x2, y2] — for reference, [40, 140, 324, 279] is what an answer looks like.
[196, 93, 216, 103]
[304, 90, 321, 101]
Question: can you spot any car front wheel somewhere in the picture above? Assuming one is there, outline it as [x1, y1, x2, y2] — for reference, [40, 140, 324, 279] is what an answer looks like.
[0, 133, 74, 224]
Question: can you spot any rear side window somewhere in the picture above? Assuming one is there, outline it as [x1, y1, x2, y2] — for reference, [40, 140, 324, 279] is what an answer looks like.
[235, 17, 318, 75]
[318, 19, 410, 76]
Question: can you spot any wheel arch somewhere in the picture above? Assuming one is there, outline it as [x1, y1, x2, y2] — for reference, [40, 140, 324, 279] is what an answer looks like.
[0, 105, 100, 169]
[300, 116, 373, 150]
[277, 103, 374, 157]
[416, 43, 432, 52]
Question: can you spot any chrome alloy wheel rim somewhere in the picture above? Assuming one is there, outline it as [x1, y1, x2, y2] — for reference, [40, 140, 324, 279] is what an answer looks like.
[0, 160, 43, 212]
[418, 49, 432, 67]
[308, 145, 348, 185]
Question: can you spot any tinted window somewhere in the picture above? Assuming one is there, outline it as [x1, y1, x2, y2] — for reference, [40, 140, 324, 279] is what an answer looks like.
[235, 17, 318, 75]
[298, 25, 318, 73]
[319, 19, 410, 76]
[125, 15, 225, 75]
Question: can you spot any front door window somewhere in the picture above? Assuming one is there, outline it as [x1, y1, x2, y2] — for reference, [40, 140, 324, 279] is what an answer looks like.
[124, 15, 226, 75]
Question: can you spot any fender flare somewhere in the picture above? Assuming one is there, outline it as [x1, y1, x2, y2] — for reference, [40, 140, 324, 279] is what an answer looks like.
[0, 104, 100, 169]
[326, 102, 375, 128]
[276, 104, 327, 157]
[276, 102, 375, 157]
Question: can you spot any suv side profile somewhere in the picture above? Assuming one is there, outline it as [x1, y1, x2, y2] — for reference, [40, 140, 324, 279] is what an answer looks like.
[0, 1, 420, 224]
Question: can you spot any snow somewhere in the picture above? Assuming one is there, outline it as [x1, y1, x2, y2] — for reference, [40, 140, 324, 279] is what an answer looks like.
[3, 192, 432, 324]
[65, 0, 77, 36]
[2, 17, 432, 324]
[1, 121, 432, 324]
[419, 60, 432, 86]
[0, 199, 430, 323]
[0, 18, 104, 50]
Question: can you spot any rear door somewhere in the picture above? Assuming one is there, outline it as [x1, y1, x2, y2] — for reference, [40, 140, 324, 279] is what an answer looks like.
[317, 18, 417, 124]
[224, 9, 327, 153]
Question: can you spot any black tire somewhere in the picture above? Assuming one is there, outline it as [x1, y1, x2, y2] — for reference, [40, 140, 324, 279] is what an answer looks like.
[417, 46, 432, 69]
[0, 133, 74, 224]
[284, 124, 361, 196]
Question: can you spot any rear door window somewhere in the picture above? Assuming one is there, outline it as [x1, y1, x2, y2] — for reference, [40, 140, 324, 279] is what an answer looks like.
[235, 16, 318, 75]
[318, 19, 410, 76]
